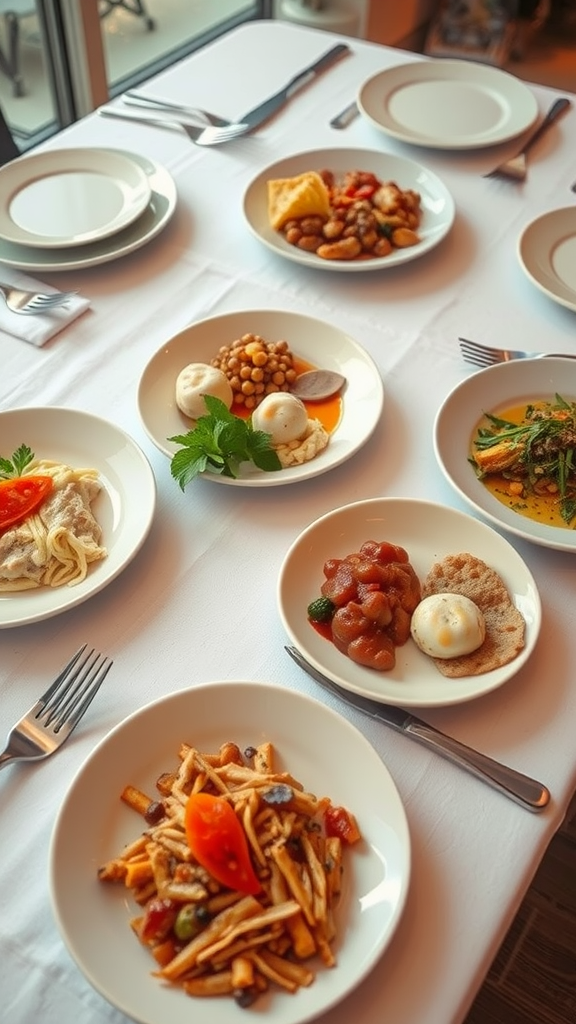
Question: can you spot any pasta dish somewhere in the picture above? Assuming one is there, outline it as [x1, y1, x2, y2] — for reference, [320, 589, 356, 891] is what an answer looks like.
[98, 739, 361, 1007]
[0, 459, 106, 591]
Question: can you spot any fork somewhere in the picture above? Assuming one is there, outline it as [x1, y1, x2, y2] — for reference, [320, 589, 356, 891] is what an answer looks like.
[483, 97, 571, 182]
[123, 91, 230, 127]
[0, 645, 112, 770]
[98, 107, 249, 146]
[459, 336, 576, 368]
[0, 283, 78, 315]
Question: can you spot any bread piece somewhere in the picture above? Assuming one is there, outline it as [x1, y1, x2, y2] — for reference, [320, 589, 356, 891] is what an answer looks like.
[421, 552, 525, 677]
[267, 171, 331, 231]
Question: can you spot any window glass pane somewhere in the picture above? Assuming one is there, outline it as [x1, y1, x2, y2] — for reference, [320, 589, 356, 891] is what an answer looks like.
[100, 0, 261, 95]
[0, 2, 58, 153]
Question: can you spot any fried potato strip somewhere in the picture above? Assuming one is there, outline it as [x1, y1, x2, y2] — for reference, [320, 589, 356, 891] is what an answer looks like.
[98, 739, 361, 1009]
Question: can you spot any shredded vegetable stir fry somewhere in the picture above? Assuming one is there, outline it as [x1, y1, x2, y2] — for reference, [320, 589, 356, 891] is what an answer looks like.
[471, 393, 576, 525]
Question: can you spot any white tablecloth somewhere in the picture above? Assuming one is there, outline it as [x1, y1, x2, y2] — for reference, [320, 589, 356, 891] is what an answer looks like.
[1, 20, 575, 1024]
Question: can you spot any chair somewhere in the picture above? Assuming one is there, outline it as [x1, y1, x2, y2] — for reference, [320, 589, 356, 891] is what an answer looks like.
[98, 0, 156, 32]
[0, 103, 19, 165]
[0, 2, 34, 97]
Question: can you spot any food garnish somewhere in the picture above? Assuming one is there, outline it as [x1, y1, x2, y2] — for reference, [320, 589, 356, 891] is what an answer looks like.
[184, 792, 261, 896]
[471, 394, 576, 527]
[0, 443, 35, 479]
[0, 444, 54, 533]
[98, 739, 361, 1007]
[169, 395, 282, 488]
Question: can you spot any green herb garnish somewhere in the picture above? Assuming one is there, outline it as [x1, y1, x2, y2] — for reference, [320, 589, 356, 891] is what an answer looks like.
[0, 444, 34, 479]
[472, 394, 576, 525]
[169, 395, 282, 490]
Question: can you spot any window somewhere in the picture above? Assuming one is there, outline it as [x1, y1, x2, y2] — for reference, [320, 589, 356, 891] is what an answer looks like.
[0, 0, 271, 153]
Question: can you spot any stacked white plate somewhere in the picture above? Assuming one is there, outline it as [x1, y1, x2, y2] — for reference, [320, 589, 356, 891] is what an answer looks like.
[0, 147, 177, 271]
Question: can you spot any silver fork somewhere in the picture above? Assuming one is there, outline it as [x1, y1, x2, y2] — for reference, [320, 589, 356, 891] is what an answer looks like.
[0, 283, 78, 315]
[123, 91, 230, 127]
[459, 336, 576, 368]
[98, 107, 249, 146]
[0, 645, 112, 770]
[483, 97, 571, 182]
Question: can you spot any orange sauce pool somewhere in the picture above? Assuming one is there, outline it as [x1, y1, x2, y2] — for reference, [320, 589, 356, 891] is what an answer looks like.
[232, 355, 343, 434]
[471, 399, 574, 530]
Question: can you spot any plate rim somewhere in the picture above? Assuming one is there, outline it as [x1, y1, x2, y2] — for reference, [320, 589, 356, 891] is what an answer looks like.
[137, 307, 384, 487]
[49, 680, 411, 1024]
[517, 206, 576, 313]
[277, 496, 541, 707]
[0, 406, 156, 628]
[357, 59, 538, 149]
[434, 358, 576, 552]
[242, 146, 455, 273]
[0, 150, 176, 272]
[0, 147, 152, 249]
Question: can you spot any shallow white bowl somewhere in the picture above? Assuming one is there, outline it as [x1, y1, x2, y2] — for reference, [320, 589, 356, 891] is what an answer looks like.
[137, 308, 383, 486]
[434, 357, 576, 551]
[0, 407, 155, 628]
[50, 681, 410, 1024]
[278, 498, 540, 707]
[243, 147, 455, 272]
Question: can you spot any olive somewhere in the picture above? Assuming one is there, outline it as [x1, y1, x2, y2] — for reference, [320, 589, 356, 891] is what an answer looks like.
[173, 903, 210, 941]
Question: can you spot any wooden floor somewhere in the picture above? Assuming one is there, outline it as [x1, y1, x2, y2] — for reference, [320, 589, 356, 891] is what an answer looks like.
[463, 790, 576, 1024]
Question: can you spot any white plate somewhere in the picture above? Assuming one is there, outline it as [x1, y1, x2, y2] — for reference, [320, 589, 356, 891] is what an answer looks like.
[0, 148, 151, 248]
[0, 151, 176, 272]
[358, 60, 538, 149]
[278, 498, 540, 708]
[137, 309, 383, 486]
[243, 148, 455, 272]
[0, 407, 156, 628]
[434, 358, 576, 552]
[49, 681, 410, 1024]
[518, 207, 576, 313]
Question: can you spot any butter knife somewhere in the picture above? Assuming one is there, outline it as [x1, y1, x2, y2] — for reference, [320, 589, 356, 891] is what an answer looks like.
[240, 43, 351, 131]
[285, 646, 550, 812]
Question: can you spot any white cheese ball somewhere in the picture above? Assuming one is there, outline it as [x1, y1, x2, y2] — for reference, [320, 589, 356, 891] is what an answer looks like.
[175, 363, 233, 420]
[410, 593, 486, 659]
[251, 392, 308, 444]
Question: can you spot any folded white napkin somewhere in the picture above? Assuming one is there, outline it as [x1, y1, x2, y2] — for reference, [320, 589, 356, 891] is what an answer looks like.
[0, 268, 90, 347]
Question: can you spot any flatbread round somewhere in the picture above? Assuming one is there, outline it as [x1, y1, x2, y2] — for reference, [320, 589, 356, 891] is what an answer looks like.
[421, 552, 525, 677]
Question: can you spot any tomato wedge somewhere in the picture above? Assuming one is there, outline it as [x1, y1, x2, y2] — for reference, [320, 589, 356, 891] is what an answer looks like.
[0, 475, 53, 532]
[185, 792, 261, 895]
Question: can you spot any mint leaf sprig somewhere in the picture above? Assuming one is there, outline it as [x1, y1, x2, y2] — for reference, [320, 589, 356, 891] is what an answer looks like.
[0, 444, 34, 479]
[169, 395, 282, 490]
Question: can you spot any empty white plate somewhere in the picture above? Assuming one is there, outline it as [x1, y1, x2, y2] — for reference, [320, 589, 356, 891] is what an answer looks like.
[0, 151, 176, 271]
[358, 60, 538, 149]
[0, 148, 151, 248]
[518, 207, 576, 313]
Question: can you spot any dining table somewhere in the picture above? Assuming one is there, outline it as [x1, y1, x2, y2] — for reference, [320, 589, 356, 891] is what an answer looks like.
[1, 17, 576, 1024]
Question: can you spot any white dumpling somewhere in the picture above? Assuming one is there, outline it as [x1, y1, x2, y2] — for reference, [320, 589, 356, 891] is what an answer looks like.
[175, 363, 233, 419]
[410, 593, 486, 659]
[251, 393, 308, 444]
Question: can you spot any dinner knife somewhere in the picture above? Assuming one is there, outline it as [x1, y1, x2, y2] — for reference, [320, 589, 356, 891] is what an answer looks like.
[239, 43, 351, 131]
[285, 646, 550, 812]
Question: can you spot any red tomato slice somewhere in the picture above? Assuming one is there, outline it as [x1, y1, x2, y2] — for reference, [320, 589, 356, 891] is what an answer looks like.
[324, 804, 361, 845]
[0, 475, 53, 532]
[185, 792, 261, 895]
